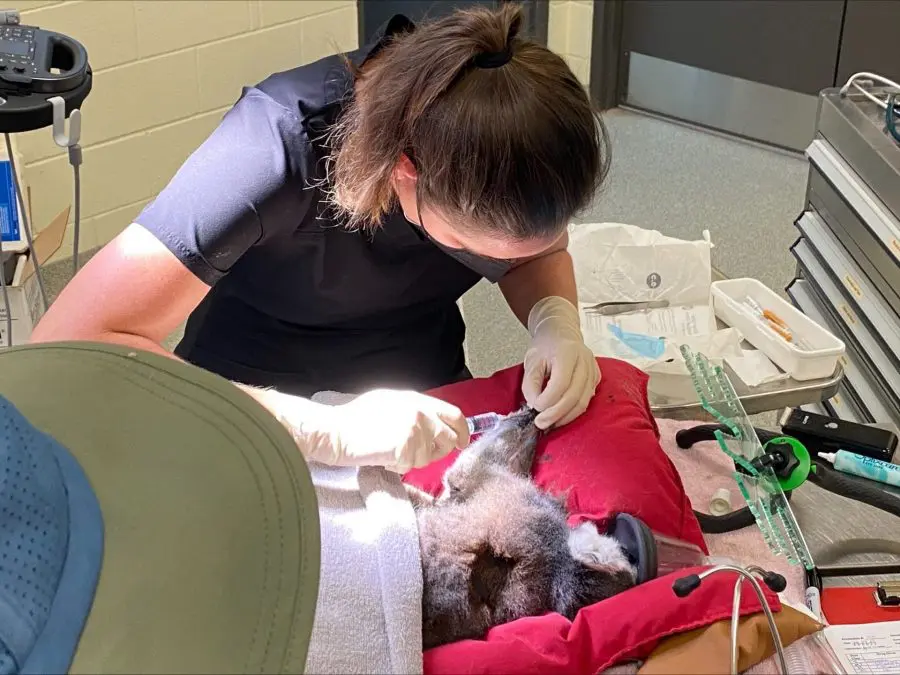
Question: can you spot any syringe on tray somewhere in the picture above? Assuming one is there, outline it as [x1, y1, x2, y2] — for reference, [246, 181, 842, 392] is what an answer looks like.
[743, 296, 812, 349]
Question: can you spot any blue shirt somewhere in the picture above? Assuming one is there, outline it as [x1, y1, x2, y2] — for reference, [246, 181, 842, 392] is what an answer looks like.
[135, 16, 512, 396]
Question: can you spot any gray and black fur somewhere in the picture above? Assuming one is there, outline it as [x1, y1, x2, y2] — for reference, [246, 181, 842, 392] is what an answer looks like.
[409, 406, 637, 649]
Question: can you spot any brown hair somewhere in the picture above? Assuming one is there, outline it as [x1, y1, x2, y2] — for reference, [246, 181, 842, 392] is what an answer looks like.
[326, 3, 610, 240]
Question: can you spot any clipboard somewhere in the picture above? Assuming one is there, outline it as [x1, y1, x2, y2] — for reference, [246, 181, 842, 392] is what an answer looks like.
[822, 586, 900, 625]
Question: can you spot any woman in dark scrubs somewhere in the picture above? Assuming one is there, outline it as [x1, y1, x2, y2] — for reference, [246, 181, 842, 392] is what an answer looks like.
[32, 5, 609, 473]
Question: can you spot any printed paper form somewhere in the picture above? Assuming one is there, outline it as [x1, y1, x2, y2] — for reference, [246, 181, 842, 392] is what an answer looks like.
[824, 621, 900, 674]
[580, 305, 714, 340]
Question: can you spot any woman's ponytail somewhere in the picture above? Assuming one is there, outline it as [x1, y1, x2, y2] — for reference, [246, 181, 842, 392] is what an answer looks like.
[328, 3, 609, 240]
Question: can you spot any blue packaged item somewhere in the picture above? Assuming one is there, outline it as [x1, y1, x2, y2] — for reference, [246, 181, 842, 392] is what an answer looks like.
[0, 160, 20, 246]
[608, 324, 667, 359]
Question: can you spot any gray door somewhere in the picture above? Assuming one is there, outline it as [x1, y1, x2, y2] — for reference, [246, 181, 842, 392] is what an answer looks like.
[835, 0, 900, 86]
[614, 0, 846, 152]
[358, 0, 548, 46]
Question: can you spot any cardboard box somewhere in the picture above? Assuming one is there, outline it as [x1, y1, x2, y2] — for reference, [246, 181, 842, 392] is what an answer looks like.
[0, 205, 70, 347]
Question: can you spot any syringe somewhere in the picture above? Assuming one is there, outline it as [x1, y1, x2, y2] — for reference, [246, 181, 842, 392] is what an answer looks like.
[466, 412, 503, 435]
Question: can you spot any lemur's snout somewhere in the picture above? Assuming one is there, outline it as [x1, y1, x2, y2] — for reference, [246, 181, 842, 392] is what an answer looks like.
[488, 407, 540, 445]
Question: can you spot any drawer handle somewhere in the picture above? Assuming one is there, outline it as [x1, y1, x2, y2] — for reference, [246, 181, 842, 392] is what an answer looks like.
[843, 274, 863, 299]
[839, 303, 858, 325]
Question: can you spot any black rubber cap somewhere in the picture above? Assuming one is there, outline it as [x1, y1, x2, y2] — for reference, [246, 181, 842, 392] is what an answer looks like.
[672, 574, 701, 598]
[763, 572, 787, 593]
[607, 513, 658, 585]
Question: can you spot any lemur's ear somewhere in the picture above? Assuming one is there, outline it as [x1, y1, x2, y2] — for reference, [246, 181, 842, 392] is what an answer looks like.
[516, 403, 539, 419]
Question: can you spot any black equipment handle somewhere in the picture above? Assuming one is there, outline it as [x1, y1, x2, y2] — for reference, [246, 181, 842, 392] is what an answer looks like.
[677, 423, 900, 534]
[676, 424, 793, 534]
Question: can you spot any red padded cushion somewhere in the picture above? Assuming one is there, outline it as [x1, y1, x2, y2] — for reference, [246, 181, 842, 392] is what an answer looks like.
[423, 566, 780, 674]
[403, 358, 778, 674]
[405, 358, 706, 551]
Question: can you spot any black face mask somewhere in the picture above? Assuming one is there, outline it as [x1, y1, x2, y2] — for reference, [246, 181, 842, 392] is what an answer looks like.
[408, 190, 512, 283]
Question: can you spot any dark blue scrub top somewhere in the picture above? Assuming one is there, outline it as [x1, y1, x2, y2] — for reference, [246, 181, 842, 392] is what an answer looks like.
[136, 15, 512, 397]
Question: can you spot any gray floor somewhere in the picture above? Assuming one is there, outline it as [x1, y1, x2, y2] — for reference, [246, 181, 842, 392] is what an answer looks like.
[461, 108, 809, 378]
[36, 107, 899, 584]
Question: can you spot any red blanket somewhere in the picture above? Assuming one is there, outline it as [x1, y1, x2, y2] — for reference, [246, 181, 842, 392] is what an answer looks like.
[404, 357, 779, 674]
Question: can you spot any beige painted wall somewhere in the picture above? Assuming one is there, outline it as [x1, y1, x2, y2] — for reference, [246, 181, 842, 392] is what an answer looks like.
[19, 1, 592, 262]
[13, 0, 357, 262]
[547, 0, 594, 89]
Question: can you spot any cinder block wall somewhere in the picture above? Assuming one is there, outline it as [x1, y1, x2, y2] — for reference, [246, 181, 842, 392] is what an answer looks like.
[547, 0, 593, 89]
[20, 0, 593, 263]
[13, 0, 357, 261]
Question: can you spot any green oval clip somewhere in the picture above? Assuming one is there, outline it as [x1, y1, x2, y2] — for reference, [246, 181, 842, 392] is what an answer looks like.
[763, 436, 811, 492]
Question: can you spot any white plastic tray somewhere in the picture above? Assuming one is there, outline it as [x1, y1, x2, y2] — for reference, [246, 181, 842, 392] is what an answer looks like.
[712, 277, 845, 381]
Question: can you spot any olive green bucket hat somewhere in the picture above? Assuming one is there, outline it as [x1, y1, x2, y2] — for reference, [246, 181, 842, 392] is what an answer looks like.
[0, 341, 320, 674]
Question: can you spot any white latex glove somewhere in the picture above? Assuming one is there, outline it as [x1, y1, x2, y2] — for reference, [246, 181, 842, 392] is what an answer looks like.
[261, 388, 470, 474]
[522, 296, 601, 430]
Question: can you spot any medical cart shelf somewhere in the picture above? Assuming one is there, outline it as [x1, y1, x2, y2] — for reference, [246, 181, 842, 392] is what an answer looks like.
[788, 87, 900, 431]
[649, 364, 842, 421]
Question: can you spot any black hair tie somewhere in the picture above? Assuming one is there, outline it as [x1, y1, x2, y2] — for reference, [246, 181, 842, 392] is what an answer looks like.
[474, 47, 512, 69]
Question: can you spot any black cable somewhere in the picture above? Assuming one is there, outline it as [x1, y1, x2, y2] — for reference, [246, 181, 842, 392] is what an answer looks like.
[676, 423, 783, 449]
[808, 460, 900, 517]
[694, 492, 794, 534]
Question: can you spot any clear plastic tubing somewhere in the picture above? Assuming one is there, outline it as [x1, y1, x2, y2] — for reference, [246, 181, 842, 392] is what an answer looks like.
[467, 413, 502, 435]
[784, 638, 818, 674]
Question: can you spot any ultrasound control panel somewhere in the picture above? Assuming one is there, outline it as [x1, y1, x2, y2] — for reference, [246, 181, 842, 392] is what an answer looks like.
[0, 24, 35, 76]
[0, 22, 88, 95]
[0, 16, 91, 132]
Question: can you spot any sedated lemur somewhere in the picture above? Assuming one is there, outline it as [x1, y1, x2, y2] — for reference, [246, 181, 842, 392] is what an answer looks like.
[406, 406, 639, 649]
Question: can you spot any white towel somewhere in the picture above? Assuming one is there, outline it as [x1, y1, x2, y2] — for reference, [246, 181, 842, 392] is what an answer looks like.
[303, 391, 424, 675]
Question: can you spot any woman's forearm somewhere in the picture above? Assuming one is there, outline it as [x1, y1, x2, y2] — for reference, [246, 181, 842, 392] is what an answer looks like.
[499, 248, 578, 326]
